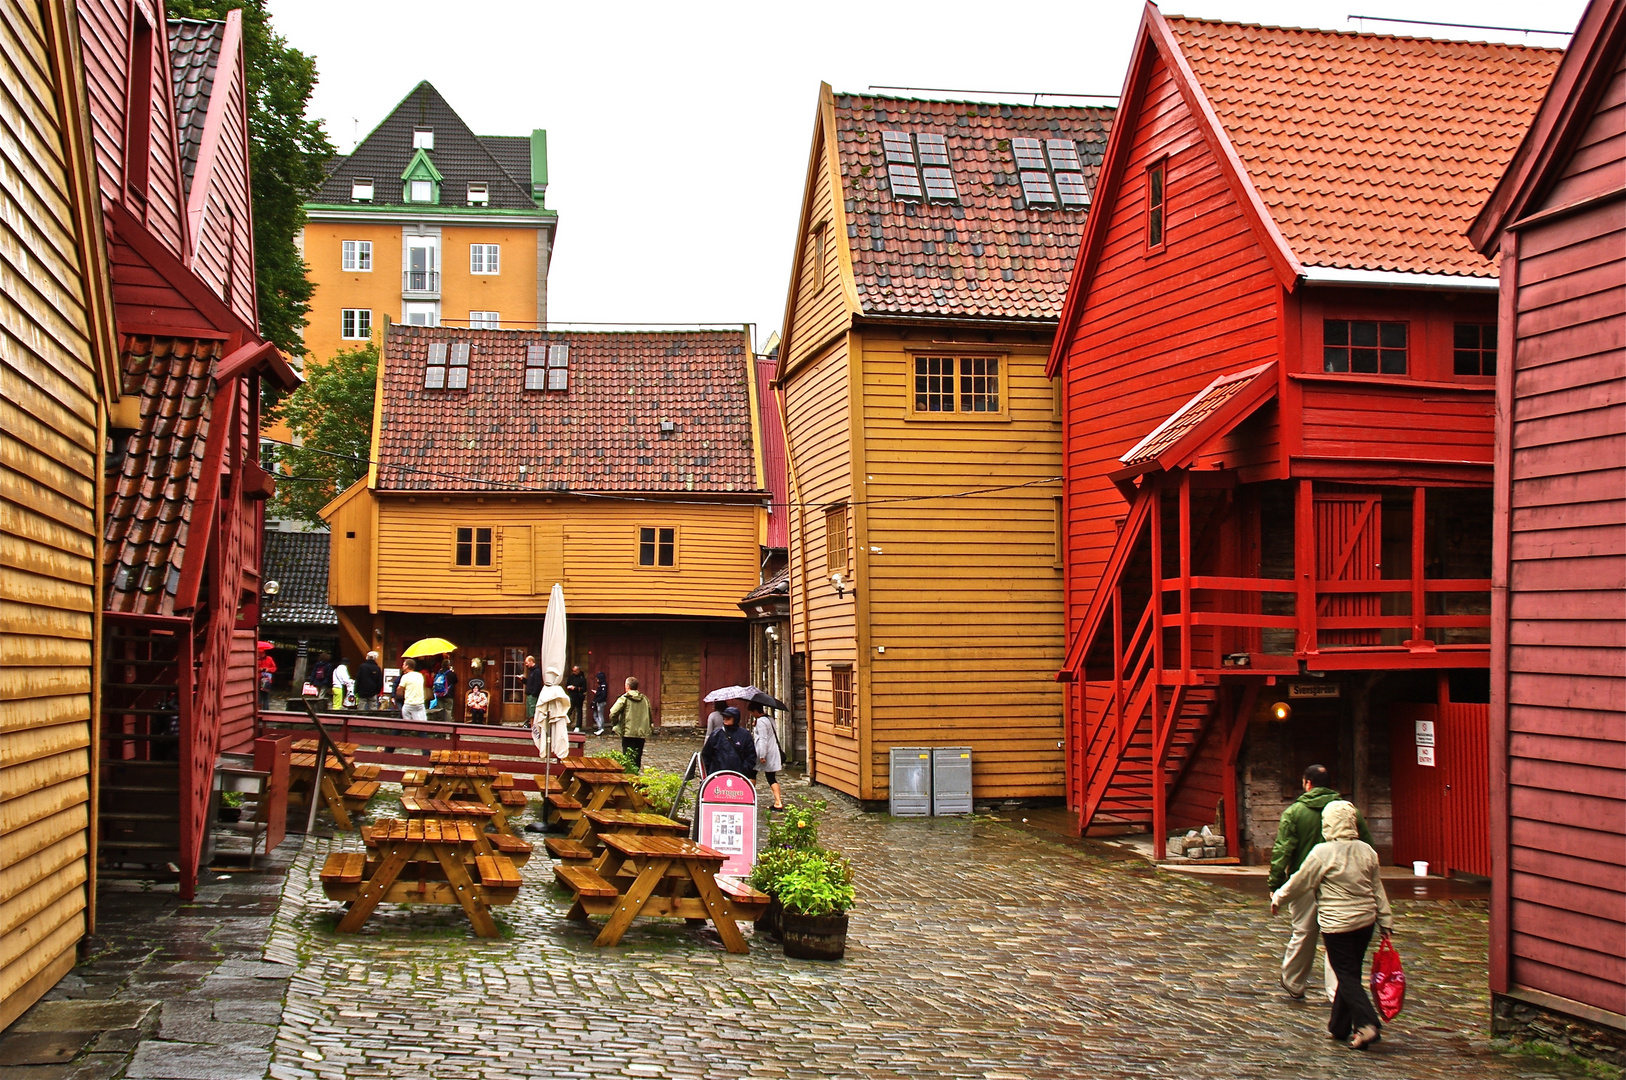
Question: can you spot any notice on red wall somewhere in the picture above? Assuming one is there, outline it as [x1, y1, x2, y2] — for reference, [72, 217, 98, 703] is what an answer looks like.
[698, 771, 758, 876]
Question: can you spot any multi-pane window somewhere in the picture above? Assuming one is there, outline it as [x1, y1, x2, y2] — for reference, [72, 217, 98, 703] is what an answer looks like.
[1453, 323, 1497, 376]
[1147, 160, 1166, 247]
[467, 182, 488, 206]
[351, 177, 374, 202]
[912, 355, 1001, 414]
[637, 526, 676, 567]
[454, 526, 492, 567]
[341, 308, 371, 340]
[1324, 320, 1408, 375]
[523, 343, 569, 390]
[825, 505, 848, 573]
[341, 240, 372, 271]
[470, 311, 500, 330]
[424, 341, 470, 388]
[409, 179, 434, 203]
[1013, 137, 1090, 209]
[831, 666, 854, 729]
[470, 244, 500, 274]
[502, 648, 526, 704]
[880, 130, 958, 203]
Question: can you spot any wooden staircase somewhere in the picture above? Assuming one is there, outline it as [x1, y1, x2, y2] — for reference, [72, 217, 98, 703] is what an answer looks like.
[99, 626, 186, 876]
[1081, 683, 1219, 836]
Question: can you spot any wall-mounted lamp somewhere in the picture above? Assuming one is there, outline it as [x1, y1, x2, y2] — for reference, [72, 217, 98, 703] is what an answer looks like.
[764, 625, 780, 643]
[1271, 701, 1293, 722]
[263, 580, 280, 597]
[829, 572, 849, 598]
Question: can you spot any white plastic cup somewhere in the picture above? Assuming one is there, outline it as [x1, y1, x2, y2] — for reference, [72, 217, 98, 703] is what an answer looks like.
[1413, 860, 1429, 877]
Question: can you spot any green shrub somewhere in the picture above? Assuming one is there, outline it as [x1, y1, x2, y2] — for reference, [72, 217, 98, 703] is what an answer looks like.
[776, 851, 855, 917]
[766, 795, 828, 851]
[749, 847, 852, 903]
[605, 748, 639, 774]
[633, 766, 691, 819]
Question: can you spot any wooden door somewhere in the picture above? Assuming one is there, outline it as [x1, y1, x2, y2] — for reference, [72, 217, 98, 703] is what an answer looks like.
[500, 526, 533, 595]
[584, 632, 661, 727]
[1390, 701, 1490, 876]
[700, 632, 750, 711]
[1315, 492, 1382, 645]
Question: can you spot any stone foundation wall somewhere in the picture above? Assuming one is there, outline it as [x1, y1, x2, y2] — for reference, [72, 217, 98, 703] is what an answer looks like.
[1492, 993, 1626, 1068]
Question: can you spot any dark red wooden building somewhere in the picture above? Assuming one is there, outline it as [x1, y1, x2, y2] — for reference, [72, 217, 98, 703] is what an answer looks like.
[83, 1, 298, 899]
[1048, 7, 1561, 868]
[1469, 0, 1626, 1052]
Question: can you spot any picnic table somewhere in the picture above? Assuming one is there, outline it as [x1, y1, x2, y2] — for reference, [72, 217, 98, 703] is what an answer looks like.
[398, 796, 534, 866]
[544, 808, 687, 864]
[288, 738, 380, 830]
[321, 817, 521, 937]
[401, 752, 528, 834]
[552, 832, 769, 953]
[547, 769, 649, 835]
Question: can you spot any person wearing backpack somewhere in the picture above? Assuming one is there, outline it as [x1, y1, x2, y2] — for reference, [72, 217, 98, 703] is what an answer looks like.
[427, 657, 457, 722]
[608, 677, 654, 772]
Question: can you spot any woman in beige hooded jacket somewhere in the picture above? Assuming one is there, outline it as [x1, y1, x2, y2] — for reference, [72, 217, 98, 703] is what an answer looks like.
[1271, 800, 1392, 1049]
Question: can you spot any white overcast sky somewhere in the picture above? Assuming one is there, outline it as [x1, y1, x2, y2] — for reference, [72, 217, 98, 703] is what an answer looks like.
[268, 0, 1584, 349]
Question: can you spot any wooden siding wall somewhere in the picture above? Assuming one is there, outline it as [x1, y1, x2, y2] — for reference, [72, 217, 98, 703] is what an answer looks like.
[369, 498, 760, 619]
[0, 0, 105, 1029]
[186, 38, 255, 327]
[74, 0, 187, 258]
[1297, 378, 1495, 467]
[783, 340, 858, 795]
[218, 628, 257, 753]
[784, 123, 850, 370]
[1498, 49, 1626, 1017]
[325, 484, 372, 608]
[855, 327, 1065, 799]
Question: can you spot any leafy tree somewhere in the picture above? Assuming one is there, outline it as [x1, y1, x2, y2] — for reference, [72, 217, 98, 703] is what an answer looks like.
[164, 0, 333, 361]
[267, 343, 376, 525]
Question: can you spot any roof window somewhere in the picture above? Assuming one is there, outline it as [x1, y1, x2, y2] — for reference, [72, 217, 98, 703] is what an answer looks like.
[467, 182, 489, 206]
[425, 341, 471, 389]
[351, 177, 374, 202]
[880, 130, 959, 203]
[524, 343, 569, 391]
[413, 127, 434, 150]
[1012, 137, 1090, 209]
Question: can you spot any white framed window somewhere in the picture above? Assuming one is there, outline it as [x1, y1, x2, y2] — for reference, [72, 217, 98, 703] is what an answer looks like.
[467, 182, 489, 206]
[470, 311, 500, 330]
[409, 179, 433, 203]
[351, 177, 374, 202]
[341, 308, 371, 340]
[341, 240, 372, 272]
[470, 244, 501, 274]
[403, 301, 439, 327]
[412, 127, 434, 150]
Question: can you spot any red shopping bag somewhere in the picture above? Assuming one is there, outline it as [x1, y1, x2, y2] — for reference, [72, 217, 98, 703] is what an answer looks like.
[1370, 935, 1406, 1020]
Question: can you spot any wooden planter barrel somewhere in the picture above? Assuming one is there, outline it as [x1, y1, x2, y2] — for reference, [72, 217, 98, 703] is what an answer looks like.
[780, 911, 848, 960]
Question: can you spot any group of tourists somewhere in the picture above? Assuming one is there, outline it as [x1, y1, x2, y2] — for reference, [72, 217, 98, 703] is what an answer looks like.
[700, 700, 785, 810]
[1268, 764, 1393, 1051]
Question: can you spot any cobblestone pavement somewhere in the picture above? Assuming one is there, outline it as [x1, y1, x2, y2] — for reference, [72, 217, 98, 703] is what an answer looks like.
[257, 732, 1593, 1080]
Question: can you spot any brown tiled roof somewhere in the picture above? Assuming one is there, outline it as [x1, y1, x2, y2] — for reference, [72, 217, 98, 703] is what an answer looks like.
[104, 336, 221, 615]
[832, 94, 1113, 320]
[1165, 17, 1562, 278]
[740, 567, 789, 606]
[375, 325, 761, 494]
[1119, 362, 1275, 472]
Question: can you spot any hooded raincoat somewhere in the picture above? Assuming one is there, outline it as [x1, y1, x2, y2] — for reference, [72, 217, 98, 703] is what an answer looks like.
[1271, 801, 1393, 934]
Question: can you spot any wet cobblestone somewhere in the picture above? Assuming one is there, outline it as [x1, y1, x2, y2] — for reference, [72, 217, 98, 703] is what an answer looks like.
[261, 733, 1593, 1080]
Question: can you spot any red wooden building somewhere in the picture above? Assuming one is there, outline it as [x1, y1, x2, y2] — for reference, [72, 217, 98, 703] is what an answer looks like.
[1048, 7, 1561, 867]
[83, 1, 298, 899]
[1469, 0, 1626, 1053]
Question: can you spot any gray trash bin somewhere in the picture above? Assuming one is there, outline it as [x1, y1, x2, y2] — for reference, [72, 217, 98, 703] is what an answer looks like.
[932, 746, 973, 816]
[889, 747, 931, 816]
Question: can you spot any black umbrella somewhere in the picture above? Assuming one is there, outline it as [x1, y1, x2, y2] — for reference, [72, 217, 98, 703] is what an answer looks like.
[744, 689, 788, 711]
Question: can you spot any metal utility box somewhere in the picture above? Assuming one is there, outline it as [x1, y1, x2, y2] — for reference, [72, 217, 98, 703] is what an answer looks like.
[889, 747, 932, 816]
[931, 747, 974, 816]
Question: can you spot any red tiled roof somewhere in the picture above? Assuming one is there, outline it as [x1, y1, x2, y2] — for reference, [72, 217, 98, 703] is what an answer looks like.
[832, 94, 1113, 320]
[755, 351, 789, 549]
[1117, 361, 1276, 474]
[1165, 17, 1563, 278]
[375, 325, 761, 494]
[104, 335, 221, 615]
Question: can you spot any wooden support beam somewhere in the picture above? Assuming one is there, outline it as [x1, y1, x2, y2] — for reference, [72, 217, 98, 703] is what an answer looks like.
[1410, 486, 1429, 647]
[1295, 479, 1316, 655]
[1179, 471, 1193, 680]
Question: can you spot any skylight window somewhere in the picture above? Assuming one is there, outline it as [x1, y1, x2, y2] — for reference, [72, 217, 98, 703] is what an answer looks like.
[879, 130, 958, 203]
[425, 342, 448, 388]
[1012, 137, 1090, 209]
[413, 127, 434, 150]
[547, 344, 569, 391]
[448, 341, 470, 389]
[524, 345, 547, 390]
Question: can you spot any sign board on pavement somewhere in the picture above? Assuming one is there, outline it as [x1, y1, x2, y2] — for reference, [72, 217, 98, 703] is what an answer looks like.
[698, 771, 758, 877]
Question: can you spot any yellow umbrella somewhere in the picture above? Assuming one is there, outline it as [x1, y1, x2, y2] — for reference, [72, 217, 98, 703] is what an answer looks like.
[401, 637, 458, 658]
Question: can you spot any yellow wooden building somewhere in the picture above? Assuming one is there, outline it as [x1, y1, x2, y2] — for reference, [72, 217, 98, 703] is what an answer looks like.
[1, 0, 120, 1028]
[323, 323, 767, 725]
[777, 86, 1112, 803]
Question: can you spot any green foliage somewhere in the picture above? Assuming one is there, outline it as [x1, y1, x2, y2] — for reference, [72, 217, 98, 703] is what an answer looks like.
[220, 791, 244, 808]
[604, 748, 638, 774]
[774, 850, 855, 917]
[766, 795, 828, 852]
[163, 0, 334, 369]
[631, 766, 691, 820]
[267, 343, 376, 525]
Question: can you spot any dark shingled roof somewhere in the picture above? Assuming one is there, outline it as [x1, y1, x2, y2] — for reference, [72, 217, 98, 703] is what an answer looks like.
[260, 530, 338, 628]
[478, 135, 533, 191]
[833, 94, 1113, 321]
[375, 324, 760, 495]
[168, 18, 223, 193]
[316, 82, 538, 209]
[740, 567, 789, 606]
[104, 336, 222, 615]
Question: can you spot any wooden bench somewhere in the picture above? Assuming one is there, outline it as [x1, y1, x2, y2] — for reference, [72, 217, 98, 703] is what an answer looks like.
[544, 836, 595, 862]
[546, 793, 581, 811]
[343, 779, 381, 807]
[320, 851, 366, 886]
[401, 768, 429, 789]
[475, 854, 522, 903]
[554, 863, 618, 911]
[490, 833, 533, 858]
[714, 874, 772, 921]
[498, 789, 529, 808]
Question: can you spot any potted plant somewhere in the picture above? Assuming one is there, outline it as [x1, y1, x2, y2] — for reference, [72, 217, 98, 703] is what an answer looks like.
[775, 849, 854, 960]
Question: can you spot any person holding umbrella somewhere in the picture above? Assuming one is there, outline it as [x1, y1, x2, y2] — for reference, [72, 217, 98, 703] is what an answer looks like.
[702, 706, 757, 777]
[749, 702, 784, 809]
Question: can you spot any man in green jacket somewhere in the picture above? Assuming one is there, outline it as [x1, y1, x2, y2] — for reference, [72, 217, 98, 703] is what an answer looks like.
[608, 677, 654, 772]
[1269, 764, 1374, 1000]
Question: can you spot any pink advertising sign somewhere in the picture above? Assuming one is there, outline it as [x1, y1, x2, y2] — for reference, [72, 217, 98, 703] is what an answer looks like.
[697, 771, 757, 876]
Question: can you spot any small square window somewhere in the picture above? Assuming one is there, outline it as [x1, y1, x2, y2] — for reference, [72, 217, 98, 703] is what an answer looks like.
[455, 526, 492, 567]
[637, 526, 675, 567]
[341, 240, 372, 272]
[412, 128, 434, 150]
[914, 355, 955, 413]
[1020, 171, 1057, 205]
[341, 308, 371, 340]
[470, 244, 500, 274]
[409, 179, 433, 203]
[831, 666, 854, 728]
[1453, 322, 1497, 377]
[470, 311, 500, 330]
[467, 182, 488, 206]
[1324, 320, 1408, 375]
[959, 356, 1000, 413]
[351, 178, 374, 202]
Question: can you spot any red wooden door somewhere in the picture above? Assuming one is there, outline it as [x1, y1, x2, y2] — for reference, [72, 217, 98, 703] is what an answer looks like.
[700, 632, 750, 719]
[583, 632, 662, 727]
[1315, 492, 1382, 646]
[1390, 702, 1490, 876]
